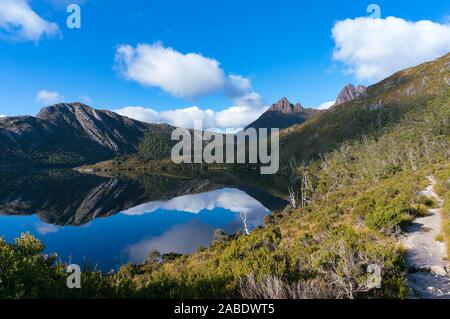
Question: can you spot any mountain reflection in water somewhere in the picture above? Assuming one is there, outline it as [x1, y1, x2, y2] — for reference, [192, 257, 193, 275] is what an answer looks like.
[0, 170, 287, 270]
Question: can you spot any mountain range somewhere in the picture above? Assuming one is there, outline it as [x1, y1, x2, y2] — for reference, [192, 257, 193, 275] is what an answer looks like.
[278, 53, 450, 165]
[0, 103, 173, 167]
[1, 53, 449, 170]
[0, 87, 352, 168]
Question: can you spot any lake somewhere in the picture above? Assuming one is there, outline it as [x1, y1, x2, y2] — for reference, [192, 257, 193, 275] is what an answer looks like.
[0, 170, 287, 271]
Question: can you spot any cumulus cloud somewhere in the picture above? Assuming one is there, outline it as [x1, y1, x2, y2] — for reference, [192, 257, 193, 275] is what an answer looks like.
[36, 90, 64, 105]
[113, 92, 267, 130]
[0, 0, 59, 42]
[113, 43, 264, 128]
[0, 114, 6, 118]
[115, 43, 227, 98]
[332, 17, 450, 82]
[115, 42, 255, 100]
[225, 74, 253, 97]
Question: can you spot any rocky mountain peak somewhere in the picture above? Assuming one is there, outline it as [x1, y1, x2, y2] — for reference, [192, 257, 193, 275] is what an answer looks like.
[268, 98, 303, 113]
[1, 102, 173, 166]
[245, 97, 319, 130]
[334, 84, 367, 106]
[37, 102, 114, 122]
[293, 103, 303, 112]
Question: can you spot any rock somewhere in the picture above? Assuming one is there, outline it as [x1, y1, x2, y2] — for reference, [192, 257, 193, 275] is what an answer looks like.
[430, 265, 448, 276]
[246, 98, 321, 130]
[334, 84, 367, 106]
[293, 103, 303, 112]
[426, 286, 443, 294]
[268, 98, 303, 113]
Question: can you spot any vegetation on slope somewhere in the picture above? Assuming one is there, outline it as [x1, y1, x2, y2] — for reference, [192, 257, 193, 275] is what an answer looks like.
[1, 54, 449, 299]
[279, 53, 450, 168]
[2, 95, 448, 298]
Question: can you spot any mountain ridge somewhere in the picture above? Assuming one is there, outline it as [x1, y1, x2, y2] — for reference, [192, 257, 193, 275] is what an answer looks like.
[0, 102, 173, 167]
[278, 52, 450, 166]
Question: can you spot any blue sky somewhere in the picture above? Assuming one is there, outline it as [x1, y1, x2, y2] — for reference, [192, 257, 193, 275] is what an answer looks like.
[0, 0, 450, 129]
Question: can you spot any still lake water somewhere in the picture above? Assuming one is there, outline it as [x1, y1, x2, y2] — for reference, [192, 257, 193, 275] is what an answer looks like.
[0, 171, 284, 271]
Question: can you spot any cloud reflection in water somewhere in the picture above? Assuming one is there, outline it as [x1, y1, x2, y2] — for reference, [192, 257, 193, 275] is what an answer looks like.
[122, 188, 270, 264]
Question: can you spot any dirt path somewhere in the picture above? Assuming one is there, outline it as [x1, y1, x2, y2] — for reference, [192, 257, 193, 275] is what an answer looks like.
[401, 176, 450, 298]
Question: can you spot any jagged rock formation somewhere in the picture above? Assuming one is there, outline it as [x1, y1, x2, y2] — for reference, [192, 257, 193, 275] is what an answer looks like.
[245, 97, 321, 130]
[0, 103, 173, 167]
[268, 98, 303, 113]
[334, 84, 367, 106]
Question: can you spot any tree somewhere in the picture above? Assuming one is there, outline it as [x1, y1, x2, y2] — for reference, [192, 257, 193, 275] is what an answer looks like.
[137, 131, 173, 161]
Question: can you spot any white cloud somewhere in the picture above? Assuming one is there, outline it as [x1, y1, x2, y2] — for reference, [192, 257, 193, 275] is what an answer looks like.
[225, 74, 253, 97]
[113, 43, 263, 128]
[214, 93, 266, 129]
[0, 0, 59, 42]
[0, 114, 5, 118]
[314, 100, 335, 110]
[332, 17, 450, 82]
[113, 92, 267, 130]
[115, 43, 226, 98]
[36, 90, 64, 105]
[115, 42, 255, 100]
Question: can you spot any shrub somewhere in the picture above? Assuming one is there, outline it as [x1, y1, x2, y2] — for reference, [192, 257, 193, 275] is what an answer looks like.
[352, 177, 418, 232]
[137, 131, 174, 162]
[0, 233, 66, 299]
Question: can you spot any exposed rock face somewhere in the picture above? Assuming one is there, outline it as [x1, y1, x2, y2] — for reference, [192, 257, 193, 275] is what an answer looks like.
[334, 84, 367, 106]
[36, 103, 154, 153]
[0, 103, 173, 166]
[246, 98, 320, 130]
[268, 97, 303, 113]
